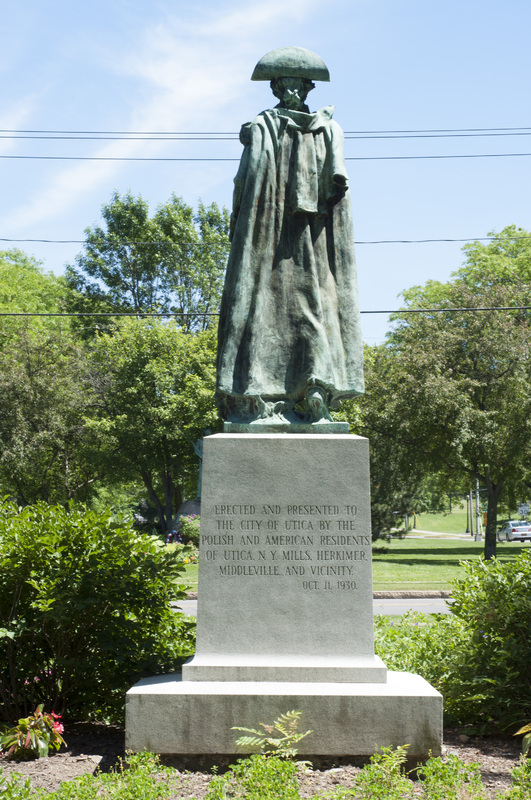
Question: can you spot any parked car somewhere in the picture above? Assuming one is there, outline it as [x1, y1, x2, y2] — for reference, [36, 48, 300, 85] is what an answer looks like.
[498, 520, 531, 542]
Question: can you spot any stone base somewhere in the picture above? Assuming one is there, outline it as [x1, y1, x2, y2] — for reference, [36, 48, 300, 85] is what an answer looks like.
[125, 671, 442, 759]
[182, 653, 387, 683]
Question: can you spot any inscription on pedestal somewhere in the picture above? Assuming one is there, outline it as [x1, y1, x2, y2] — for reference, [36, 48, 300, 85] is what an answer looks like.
[203, 504, 369, 591]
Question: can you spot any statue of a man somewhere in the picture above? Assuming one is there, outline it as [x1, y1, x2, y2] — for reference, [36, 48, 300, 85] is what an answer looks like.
[216, 47, 364, 429]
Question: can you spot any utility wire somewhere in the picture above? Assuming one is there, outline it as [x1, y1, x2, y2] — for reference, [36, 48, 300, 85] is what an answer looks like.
[4, 131, 531, 141]
[2, 126, 531, 135]
[1, 235, 530, 246]
[1, 306, 530, 318]
[3, 152, 531, 162]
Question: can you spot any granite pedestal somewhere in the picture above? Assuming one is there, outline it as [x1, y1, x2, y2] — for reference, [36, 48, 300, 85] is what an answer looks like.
[126, 433, 442, 758]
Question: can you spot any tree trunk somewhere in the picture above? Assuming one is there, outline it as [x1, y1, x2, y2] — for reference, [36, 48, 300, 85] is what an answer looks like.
[161, 472, 175, 533]
[484, 477, 502, 560]
[140, 470, 167, 532]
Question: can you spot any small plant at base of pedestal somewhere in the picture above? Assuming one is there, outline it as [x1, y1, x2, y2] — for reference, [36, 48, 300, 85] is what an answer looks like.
[353, 745, 412, 800]
[416, 752, 487, 799]
[0, 705, 65, 760]
[204, 755, 300, 800]
[232, 709, 313, 762]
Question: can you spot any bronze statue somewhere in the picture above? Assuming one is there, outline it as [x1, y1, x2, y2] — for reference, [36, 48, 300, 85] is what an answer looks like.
[216, 47, 364, 430]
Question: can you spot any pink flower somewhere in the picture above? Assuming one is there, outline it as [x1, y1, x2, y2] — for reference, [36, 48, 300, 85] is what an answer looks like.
[53, 721, 64, 733]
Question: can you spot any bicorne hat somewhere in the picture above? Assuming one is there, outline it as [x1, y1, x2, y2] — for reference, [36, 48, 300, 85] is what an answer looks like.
[251, 46, 330, 82]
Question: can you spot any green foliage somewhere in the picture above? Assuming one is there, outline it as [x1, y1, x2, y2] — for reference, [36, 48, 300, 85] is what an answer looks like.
[503, 755, 531, 800]
[514, 723, 531, 756]
[38, 752, 177, 800]
[444, 551, 531, 729]
[374, 611, 466, 690]
[87, 318, 219, 531]
[0, 249, 97, 505]
[0, 705, 65, 760]
[0, 324, 98, 505]
[0, 500, 195, 724]
[416, 752, 487, 799]
[204, 755, 300, 800]
[0, 249, 67, 321]
[457, 225, 531, 289]
[343, 228, 531, 556]
[65, 191, 230, 332]
[177, 514, 201, 546]
[376, 552, 531, 730]
[352, 745, 413, 800]
[232, 710, 313, 761]
[0, 768, 33, 800]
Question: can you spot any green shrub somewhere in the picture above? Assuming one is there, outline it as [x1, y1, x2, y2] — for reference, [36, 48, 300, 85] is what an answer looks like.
[444, 551, 531, 729]
[376, 551, 531, 730]
[374, 610, 467, 692]
[177, 514, 200, 547]
[204, 754, 300, 800]
[0, 500, 196, 724]
[416, 752, 487, 799]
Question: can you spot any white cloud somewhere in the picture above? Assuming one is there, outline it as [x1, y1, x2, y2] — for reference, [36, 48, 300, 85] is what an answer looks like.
[0, 0, 325, 234]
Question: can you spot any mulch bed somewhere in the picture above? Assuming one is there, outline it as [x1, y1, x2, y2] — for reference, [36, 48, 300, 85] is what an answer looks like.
[0, 723, 523, 798]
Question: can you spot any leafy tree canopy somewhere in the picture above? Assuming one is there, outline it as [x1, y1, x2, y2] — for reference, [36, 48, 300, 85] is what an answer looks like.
[0, 325, 97, 505]
[0, 249, 67, 314]
[87, 318, 219, 531]
[65, 191, 230, 331]
[365, 273, 531, 558]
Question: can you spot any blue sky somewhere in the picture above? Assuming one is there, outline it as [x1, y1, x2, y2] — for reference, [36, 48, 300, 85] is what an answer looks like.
[2, 0, 531, 343]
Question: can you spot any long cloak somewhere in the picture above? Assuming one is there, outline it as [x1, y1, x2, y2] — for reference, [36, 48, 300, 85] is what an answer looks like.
[216, 104, 364, 418]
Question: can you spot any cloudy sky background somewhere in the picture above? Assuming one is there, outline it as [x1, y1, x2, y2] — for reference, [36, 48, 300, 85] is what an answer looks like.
[2, 0, 531, 342]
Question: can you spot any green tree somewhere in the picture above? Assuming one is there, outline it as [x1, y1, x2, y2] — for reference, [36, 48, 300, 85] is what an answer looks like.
[87, 318, 219, 531]
[65, 191, 230, 331]
[456, 224, 531, 287]
[0, 250, 99, 504]
[340, 346, 448, 536]
[0, 249, 67, 315]
[360, 277, 531, 558]
[0, 325, 98, 504]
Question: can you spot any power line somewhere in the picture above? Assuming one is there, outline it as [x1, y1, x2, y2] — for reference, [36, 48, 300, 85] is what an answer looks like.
[3, 152, 531, 163]
[4, 131, 531, 142]
[0, 155, 239, 162]
[1, 306, 530, 318]
[2, 125, 531, 135]
[0, 135, 238, 141]
[2, 235, 530, 246]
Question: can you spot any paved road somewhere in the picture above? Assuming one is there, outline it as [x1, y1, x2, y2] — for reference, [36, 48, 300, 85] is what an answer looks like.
[174, 596, 451, 618]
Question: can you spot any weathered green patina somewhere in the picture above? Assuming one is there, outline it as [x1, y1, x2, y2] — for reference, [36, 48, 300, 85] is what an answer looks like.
[216, 47, 364, 431]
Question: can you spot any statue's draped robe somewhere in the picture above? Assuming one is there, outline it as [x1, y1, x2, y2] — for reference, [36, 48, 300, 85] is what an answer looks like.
[216, 105, 364, 416]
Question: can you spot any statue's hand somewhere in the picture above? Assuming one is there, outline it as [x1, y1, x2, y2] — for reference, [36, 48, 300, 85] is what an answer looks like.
[332, 173, 348, 193]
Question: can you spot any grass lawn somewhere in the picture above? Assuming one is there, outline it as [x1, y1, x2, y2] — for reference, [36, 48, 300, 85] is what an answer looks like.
[372, 537, 529, 590]
[182, 561, 198, 591]
[413, 509, 469, 534]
